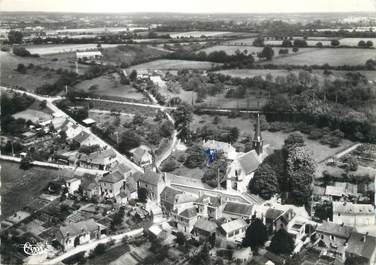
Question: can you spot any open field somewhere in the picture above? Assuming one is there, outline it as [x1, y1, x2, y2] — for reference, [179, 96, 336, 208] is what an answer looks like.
[214, 69, 376, 82]
[330, 70, 376, 82]
[265, 38, 376, 47]
[191, 114, 254, 138]
[128, 59, 220, 70]
[74, 73, 148, 101]
[198, 45, 318, 59]
[157, 79, 267, 108]
[216, 69, 298, 79]
[0, 161, 59, 219]
[167, 31, 233, 38]
[0, 51, 62, 91]
[102, 45, 168, 65]
[262, 130, 355, 163]
[0, 50, 91, 90]
[264, 39, 334, 46]
[266, 48, 376, 66]
[202, 91, 267, 109]
[80, 99, 158, 116]
[25, 44, 119, 55]
[89, 110, 134, 128]
[337, 38, 376, 46]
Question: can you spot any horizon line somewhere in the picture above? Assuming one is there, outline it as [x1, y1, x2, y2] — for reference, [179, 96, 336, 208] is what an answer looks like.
[0, 10, 375, 15]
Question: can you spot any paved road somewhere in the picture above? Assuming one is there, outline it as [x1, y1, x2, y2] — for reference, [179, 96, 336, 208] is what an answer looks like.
[1, 86, 143, 173]
[318, 143, 362, 164]
[142, 75, 178, 168]
[89, 109, 135, 117]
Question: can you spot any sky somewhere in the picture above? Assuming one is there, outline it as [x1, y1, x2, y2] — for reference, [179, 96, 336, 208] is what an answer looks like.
[1, 0, 375, 13]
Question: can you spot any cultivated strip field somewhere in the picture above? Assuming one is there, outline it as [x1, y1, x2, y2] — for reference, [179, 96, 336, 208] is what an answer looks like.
[25, 44, 119, 55]
[263, 48, 376, 66]
[128, 59, 220, 70]
[168, 31, 233, 38]
[198, 45, 318, 58]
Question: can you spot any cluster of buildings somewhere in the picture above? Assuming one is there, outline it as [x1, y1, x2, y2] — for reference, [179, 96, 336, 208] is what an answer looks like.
[76, 50, 103, 63]
[3, 99, 375, 265]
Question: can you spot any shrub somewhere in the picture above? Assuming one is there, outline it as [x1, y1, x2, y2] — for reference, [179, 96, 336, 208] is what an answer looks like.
[320, 134, 341, 147]
[346, 157, 359, 171]
[1, 46, 10, 52]
[295, 122, 314, 134]
[177, 154, 186, 163]
[16, 63, 27, 74]
[89, 85, 98, 91]
[308, 128, 324, 140]
[13, 46, 31, 57]
[161, 158, 179, 172]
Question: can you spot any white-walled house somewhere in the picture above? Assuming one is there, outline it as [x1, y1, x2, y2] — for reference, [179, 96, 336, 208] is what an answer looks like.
[219, 219, 248, 242]
[65, 178, 81, 194]
[332, 202, 375, 226]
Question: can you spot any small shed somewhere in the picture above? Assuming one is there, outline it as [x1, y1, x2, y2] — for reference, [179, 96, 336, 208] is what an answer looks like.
[82, 118, 96, 127]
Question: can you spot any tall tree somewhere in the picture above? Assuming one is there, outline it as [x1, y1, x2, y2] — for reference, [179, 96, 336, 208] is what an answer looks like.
[129, 70, 137, 81]
[269, 229, 295, 255]
[184, 144, 206, 168]
[286, 146, 316, 205]
[8, 30, 23, 44]
[242, 218, 268, 253]
[260, 46, 274, 61]
[331, 39, 340, 47]
[284, 133, 305, 150]
[249, 163, 279, 199]
[173, 103, 193, 141]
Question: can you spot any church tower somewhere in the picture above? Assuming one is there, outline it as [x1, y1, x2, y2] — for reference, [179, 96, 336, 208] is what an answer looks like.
[252, 113, 264, 155]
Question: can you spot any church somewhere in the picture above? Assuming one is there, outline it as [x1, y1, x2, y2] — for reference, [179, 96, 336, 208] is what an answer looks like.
[225, 113, 271, 193]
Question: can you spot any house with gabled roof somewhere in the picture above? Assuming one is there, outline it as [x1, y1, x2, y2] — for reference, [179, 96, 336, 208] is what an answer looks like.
[56, 219, 107, 251]
[345, 232, 376, 265]
[195, 195, 224, 220]
[130, 145, 153, 167]
[176, 207, 198, 234]
[99, 163, 133, 199]
[80, 173, 100, 199]
[78, 148, 117, 170]
[325, 182, 359, 201]
[219, 219, 248, 242]
[262, 208, 296, 234]
[222, 201, 253, 221]
[99, 171, 125, 198]
[316, 221, 353, 260]
[193, 218, 218, 240]
[72, 131, 90, 146]
[134, 169, 170, 202]
[160, 186, 198, 219]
